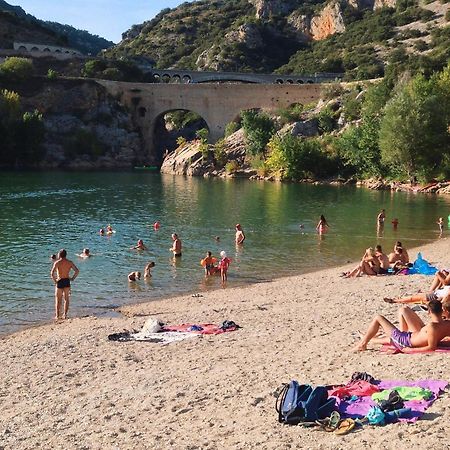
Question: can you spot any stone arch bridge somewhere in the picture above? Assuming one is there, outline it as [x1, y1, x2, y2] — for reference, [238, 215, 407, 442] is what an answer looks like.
[97, 80, 327, 163]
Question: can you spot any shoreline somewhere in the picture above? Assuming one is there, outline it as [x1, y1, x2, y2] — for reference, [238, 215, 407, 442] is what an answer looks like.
[1, 237, 450, 448]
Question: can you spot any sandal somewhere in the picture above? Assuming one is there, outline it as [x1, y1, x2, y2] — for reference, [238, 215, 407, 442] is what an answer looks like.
[317, 411, 340, 432]
[335, 418, 356, 435]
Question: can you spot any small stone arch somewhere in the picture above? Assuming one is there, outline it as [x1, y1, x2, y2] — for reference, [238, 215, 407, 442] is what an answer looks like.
[55, 49, 61, 53]
[275, 79, 283, 84]
[306, 80, 314, 84]
[152, 108, 210, 164]
[31, 47, 39, 52]
[286, 79, 294, 84]
[182, 75, 191, 84]
[43, 48, 51, 52]
[297, 79, 304, 84]
[153, 74, 161, 83]
[18, 46, 27, 51]
[171, 75, 181, 83]
[161, 74, 171, 83]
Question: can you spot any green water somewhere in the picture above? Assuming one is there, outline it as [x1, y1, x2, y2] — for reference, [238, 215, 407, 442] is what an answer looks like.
[0, 171, 449, 334]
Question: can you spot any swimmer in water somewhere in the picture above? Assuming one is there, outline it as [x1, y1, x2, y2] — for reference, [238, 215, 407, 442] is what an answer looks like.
[106, 224, 114, 235]
[316, 215, 329, 234]
[153, 221, 160, 230]
[50, 254, 57, 261]
[77, 248, 91, 258]
[99, 228, 105, 236]
[392, 218, 399, 230]
[144, 261, 155, 278]
[128, 271, 141, 282]
[131, 239, 147, 251]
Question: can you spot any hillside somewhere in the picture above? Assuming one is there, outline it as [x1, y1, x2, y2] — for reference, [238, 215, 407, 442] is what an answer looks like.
[0, 0, 113, 54]
[107, 0, 449, 79]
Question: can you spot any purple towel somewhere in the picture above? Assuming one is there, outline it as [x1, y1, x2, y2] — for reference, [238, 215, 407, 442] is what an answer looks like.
[335, 380, 448, 423]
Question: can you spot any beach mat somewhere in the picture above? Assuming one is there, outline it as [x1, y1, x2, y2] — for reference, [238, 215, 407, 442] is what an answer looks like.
[108, 331, 200, 345]
[334, 379, 447, 423]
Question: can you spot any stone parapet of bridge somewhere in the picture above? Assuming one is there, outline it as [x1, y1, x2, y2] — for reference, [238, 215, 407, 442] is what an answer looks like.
[148, 68, 343, 85]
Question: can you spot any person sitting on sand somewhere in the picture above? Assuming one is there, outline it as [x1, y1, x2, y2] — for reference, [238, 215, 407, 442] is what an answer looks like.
[128, 271, 141, 282]
[354, 299, 450, 353]
[144, 262, 155, 278]
[344, 247, 380, 278]
[375, 245, 390, 275]
[77, 248, 91, 258]
[132, 239, 147, 251]
[384, 270, 450, 304]
[388, 241, 409, 266]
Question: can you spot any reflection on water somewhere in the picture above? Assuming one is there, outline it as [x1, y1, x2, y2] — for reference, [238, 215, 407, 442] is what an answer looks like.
[0, 171, 449, 334]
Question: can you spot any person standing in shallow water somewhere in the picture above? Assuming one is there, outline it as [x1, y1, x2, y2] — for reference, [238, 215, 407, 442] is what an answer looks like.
[50, 249, 79, 320]
[235, 224, 245, 245]
[316, 215, 329, 235]
[170, 233, 182, 257]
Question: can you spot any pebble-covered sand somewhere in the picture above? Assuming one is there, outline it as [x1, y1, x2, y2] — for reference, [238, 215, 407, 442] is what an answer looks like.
[1, 238, 449, 449]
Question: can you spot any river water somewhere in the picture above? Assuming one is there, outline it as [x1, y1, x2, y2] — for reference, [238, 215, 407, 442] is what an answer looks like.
[1, 171, 449, 334]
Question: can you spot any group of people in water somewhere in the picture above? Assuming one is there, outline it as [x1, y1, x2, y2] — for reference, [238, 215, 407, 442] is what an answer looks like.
[49, 223, 246, 320]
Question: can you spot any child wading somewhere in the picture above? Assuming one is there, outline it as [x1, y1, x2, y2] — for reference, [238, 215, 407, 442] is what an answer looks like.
[218, 251, 231, 283]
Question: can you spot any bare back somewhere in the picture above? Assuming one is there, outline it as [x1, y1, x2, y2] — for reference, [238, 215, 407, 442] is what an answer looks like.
[410, 321, 450, 349]
[51, 258, 78, 281]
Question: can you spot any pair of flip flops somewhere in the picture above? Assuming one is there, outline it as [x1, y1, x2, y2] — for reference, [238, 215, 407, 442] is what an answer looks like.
[316, 412, 356, 435]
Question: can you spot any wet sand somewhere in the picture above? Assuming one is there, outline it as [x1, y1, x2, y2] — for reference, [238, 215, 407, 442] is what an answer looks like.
[1, 237, 450, 449]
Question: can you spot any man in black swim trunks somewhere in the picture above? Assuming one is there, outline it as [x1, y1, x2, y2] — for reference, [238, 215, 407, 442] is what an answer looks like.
[50, 249, 79, 320]
[170, 233, 182, 257]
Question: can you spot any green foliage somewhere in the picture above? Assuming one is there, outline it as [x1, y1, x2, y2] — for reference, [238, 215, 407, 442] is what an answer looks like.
[46, 68, 58, 80]
[241, 110, 275, 155]
[213, 139, 227, 167]
[64, 129, 106, 160]
[0, 57, 33, 81]
[196, 128, 209, 142]
[0, 89, 45, 167]
[82, 59, 144, 81]
[167, 111, 203, 130]
[225, 160, 239, 173]
[225, 121, 240, 137]
[176, 136, 187, 147]
[265, 134, 337, 180]
[277, 103, 304, 124]
[316, 107, 337, 133]
[379, 72, 450, 179]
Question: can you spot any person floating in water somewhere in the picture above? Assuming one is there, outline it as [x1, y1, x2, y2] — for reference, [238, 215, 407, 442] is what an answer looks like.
[153, 221, 160, 231]
[106, 224, 114, 235]
[144, 262, 155, 278]
[218, 251, 231, 283]
[77, 248, 91, 258]
[170, 233, 182, 257]
[235, 224, 245, 245]
[128, 271, 141, 282]
[50, 249, 79, 320]
[437, 217, 444, 234]
[99, 228, 105, 236]
[132, 239, 147, 251]
[316, 215, 329, 235]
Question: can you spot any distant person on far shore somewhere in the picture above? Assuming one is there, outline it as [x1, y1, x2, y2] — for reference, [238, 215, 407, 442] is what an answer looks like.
[144, 262, 155, 278]
[132, 239, 147, 251]
[392, 218, 399, 230]
[77, 248, 91, 258]
[170, 233, 182, 257]
[316, 215, 329, 235]
[235, 224, 245, 245]
[50, 249, 79, 320]
[128, 271, 141, 282]
[218, 251, 231, 283]
[438, 217, 444, 234]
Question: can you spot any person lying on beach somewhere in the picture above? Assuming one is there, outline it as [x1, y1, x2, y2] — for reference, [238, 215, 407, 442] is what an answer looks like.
[131, 239, 147, 251]
[128, 271, 141, 282]
[144, 262, 155, 278]
[77, 248, 91, 258]
[353, 299, 450, 353]
[344, 247, 380, 278]
[384, 271, 450, 304]
[397, 301, 450, 334]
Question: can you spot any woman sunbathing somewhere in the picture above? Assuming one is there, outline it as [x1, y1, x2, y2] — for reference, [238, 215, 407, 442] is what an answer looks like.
[344, 247, 380, 278]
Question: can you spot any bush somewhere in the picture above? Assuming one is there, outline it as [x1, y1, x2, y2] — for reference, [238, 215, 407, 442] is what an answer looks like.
[316, 107, 336, 133]
[277, 103, 304, 124]
[47, 69, 58, 80]
[0, 57, 33, 81]
[225, 160, 239, 173]
[241, 110, 275, 155]
[225, 121, 240, 137]
[102, 67, 122, 81]
[64, 128, 106, 160]
[213, 139, 227, 167]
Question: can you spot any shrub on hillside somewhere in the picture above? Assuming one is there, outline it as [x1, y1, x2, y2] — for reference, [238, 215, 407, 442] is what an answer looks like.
[0, 57, 34, 82]
[241, 110, 275, 155]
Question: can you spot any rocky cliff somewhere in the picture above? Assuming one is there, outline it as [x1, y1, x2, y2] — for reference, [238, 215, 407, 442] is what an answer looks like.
[9, 78, 144, 169]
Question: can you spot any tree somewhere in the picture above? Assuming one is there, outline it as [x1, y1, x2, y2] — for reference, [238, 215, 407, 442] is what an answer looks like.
[379, 73, 450, 180]
[241, 110, 275, 155]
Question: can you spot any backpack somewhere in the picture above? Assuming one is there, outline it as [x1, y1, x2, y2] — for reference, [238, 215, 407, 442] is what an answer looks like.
[275, 380, 336, 424]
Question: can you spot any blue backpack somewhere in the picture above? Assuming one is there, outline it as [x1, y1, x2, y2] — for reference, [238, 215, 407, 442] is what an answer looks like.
[276, 380, 336, 424]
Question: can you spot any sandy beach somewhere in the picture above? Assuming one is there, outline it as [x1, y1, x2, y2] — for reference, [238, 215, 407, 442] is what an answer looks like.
[1, 238, 450, 450]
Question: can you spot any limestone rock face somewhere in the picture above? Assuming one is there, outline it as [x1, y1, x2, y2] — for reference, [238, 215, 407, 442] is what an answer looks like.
[282, 119, 320, 138]
[373, 0, 397, 9]
[287, 11, 312, 42]
[310, 1, 346, 41]
[249, 0, 297, 19]
[225, 24, 263, 49]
